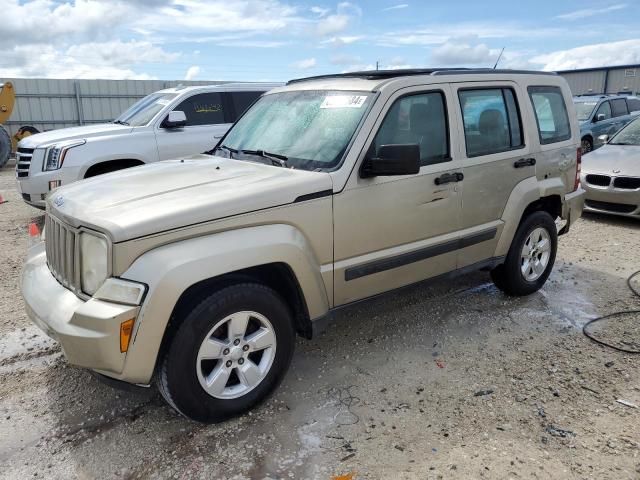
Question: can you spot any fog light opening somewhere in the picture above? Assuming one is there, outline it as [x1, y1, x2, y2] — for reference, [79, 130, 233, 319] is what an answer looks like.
[120, 319, 135, 353]
[48, 180, 62, 191]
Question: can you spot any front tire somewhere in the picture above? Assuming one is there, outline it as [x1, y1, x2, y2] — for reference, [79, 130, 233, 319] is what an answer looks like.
[491, 211, 557, 296]
[581, 137, 593, 155]
[157, 283, 295, 423]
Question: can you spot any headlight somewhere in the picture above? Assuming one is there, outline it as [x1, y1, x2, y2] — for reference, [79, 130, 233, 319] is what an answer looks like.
[80, 232, 109, 295]
[44, 139, 86, 171]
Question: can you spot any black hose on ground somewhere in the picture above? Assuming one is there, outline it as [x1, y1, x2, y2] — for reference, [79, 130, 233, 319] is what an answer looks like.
[582, 270, 640, 354]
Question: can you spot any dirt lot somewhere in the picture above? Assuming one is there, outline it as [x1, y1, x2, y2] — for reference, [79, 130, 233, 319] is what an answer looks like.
[0, 162, 639, 480]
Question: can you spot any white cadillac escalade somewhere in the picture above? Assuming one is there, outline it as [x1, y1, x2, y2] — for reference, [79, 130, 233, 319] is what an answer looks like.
[15, 83, 281, 208]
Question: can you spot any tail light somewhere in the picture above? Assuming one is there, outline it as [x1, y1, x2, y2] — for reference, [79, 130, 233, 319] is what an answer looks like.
[573, 147, 582, 191]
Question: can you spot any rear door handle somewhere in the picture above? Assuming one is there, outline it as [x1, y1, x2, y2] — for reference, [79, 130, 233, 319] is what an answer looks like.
[435, 172, 464, 185]
[514, 158, 536, 168]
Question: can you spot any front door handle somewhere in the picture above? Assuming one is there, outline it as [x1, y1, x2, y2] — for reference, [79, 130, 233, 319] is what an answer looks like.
[435, 172, 464, 185]
[514, 158, 536, 168]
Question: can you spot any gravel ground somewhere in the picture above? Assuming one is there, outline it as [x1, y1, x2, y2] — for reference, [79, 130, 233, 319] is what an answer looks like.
[0, 161, 639, 480]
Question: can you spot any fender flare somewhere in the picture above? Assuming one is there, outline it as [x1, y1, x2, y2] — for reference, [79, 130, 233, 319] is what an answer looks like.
[495, 177, 565, 257]
[116, 224, 330, 384]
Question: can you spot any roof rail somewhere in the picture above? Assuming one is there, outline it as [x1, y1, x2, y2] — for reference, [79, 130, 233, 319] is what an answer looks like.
[286, 68, 556, 85]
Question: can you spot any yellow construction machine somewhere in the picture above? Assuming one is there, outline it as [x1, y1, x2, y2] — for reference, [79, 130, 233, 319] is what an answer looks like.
[0, 82, 39, 168]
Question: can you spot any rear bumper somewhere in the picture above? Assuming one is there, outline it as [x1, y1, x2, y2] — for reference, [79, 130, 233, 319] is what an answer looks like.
[559, 187, 585, 234]
[21, 243, 139, 375]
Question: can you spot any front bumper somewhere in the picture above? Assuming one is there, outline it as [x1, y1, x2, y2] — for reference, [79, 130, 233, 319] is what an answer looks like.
[21, 243, 139, 375]
[16, 165, 81, 208]
[581, 174, 640, 218]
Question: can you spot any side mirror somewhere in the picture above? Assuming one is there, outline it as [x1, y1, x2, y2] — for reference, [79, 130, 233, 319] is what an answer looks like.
[162, 110, 187, 129]
[595, 113, 606, 122]
[597, 134, 609, 144]
[360, 144, 420, 178]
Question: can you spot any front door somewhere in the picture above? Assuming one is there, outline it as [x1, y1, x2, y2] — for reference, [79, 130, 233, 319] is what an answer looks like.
[155, 91, 232, 160]
[333, 86, 464, 306]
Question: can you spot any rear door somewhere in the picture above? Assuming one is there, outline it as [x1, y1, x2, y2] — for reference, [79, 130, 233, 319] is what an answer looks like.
[451, 81, 533, 268]
[155, 91, 232, 160]
[611, 98, 631, 131]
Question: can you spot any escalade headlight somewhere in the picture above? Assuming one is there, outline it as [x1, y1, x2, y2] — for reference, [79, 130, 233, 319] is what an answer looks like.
[80, 232, 109, 295]
[44, 139, 86, 171]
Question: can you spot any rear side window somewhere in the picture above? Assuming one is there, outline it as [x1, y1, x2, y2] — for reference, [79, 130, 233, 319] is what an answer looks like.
[611, 98, 629, 117]
[373, 91, 450, 166]
[458, 88, 523, 157]
[174, 92, 225, 126]
[229, 91, 263, 121]
[627, 98, 640, 113]
[528, 86, 571, 144]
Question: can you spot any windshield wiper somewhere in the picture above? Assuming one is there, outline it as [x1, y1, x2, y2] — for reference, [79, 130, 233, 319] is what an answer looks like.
[239, 149, 290, 167]
[112, 120, 129, 125]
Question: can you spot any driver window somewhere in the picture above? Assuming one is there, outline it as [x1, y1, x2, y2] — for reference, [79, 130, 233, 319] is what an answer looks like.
[595, 101, 611, 121]
[372, 92, 450, 166]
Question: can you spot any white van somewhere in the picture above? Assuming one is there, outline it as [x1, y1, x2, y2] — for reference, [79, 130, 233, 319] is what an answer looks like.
[15, 83, 281, 208]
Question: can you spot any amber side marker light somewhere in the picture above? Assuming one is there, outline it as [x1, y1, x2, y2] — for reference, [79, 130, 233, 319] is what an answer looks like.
[120, 319, 135, 353]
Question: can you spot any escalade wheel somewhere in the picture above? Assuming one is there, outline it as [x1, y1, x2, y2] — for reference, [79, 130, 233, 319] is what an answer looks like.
[157, 283, 295, 423]
[490, 211, 557, 296]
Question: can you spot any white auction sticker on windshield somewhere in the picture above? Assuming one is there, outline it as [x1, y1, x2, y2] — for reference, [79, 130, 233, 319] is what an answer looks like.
[320, 95, 367, 109]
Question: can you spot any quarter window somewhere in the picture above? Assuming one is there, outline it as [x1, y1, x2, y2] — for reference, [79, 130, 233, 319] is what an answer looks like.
[528, 86, 571, 144]
[174, 93, 225, 126]
[372, 92, 449, 166]
[229, 91, 263, 121]
[458, 88, 523, 157]
[595, 101, 612, 121]
[611, 98, 629, 117]
[627, 98, 640, 113]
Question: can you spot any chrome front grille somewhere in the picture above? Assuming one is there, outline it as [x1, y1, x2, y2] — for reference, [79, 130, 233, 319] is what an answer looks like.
[45, 215, 81, 292]
[16, 147, 34, 178]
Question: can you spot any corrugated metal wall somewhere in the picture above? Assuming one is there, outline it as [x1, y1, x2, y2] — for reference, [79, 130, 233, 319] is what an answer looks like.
[558, 66, 640, 96]
[559, 71, 606, 96]
[1, 78, 227, 137]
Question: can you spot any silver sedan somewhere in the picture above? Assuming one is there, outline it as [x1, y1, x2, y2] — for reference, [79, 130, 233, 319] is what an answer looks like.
[581, 117, 640, 219]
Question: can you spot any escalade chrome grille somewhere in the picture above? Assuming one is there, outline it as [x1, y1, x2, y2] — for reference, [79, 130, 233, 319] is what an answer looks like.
[16, 147, 34, 178]
[45, 214, 81, 292]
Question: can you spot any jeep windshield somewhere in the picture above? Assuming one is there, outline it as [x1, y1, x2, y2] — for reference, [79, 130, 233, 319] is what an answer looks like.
[114, 92, 178, 127]
[573, 100, 597, 121]
[215, 90, 374, 171]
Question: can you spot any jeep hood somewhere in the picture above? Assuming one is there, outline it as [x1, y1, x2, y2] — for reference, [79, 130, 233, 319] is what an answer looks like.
[48, 155, 333, 242]
[19, 123, 132, 148]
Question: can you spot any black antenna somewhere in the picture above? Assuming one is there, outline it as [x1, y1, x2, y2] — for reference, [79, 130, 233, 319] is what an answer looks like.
[493, 47, 505, 69]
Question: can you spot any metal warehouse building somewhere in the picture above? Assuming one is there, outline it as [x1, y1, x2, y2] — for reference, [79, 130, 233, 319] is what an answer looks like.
[1, 78, 227, 138]
[557, 64, 640, 96]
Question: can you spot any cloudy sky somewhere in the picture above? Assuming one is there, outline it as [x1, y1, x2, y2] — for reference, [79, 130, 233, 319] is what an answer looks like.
[1, 0, 639, 81]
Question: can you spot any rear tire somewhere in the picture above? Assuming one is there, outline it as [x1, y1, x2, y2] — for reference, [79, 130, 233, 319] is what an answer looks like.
[156, 283, 295, 423]
[491, 211, 557, 296]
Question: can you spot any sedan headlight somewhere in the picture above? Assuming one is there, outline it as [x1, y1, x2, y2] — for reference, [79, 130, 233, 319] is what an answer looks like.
[44, 139, 86, 171]
[80, 232, 109, 295]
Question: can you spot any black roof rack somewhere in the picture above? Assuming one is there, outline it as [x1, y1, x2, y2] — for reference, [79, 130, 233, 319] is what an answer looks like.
[286, 68, 556, 85]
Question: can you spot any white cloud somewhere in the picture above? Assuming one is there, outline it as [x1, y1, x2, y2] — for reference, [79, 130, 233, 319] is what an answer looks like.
[316, 2, 362, 36]
[530, 39, 640, 71]
[330, 53, 361, 65]
[555, 3, 626, 20]
[184, 65, 201, 80]
[321, 35, 364, 47]
[382, 3, 408, 11]
[431, 40, 498, 66]
[311, 5, 330, 17]
[293, 57, 317, 69]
